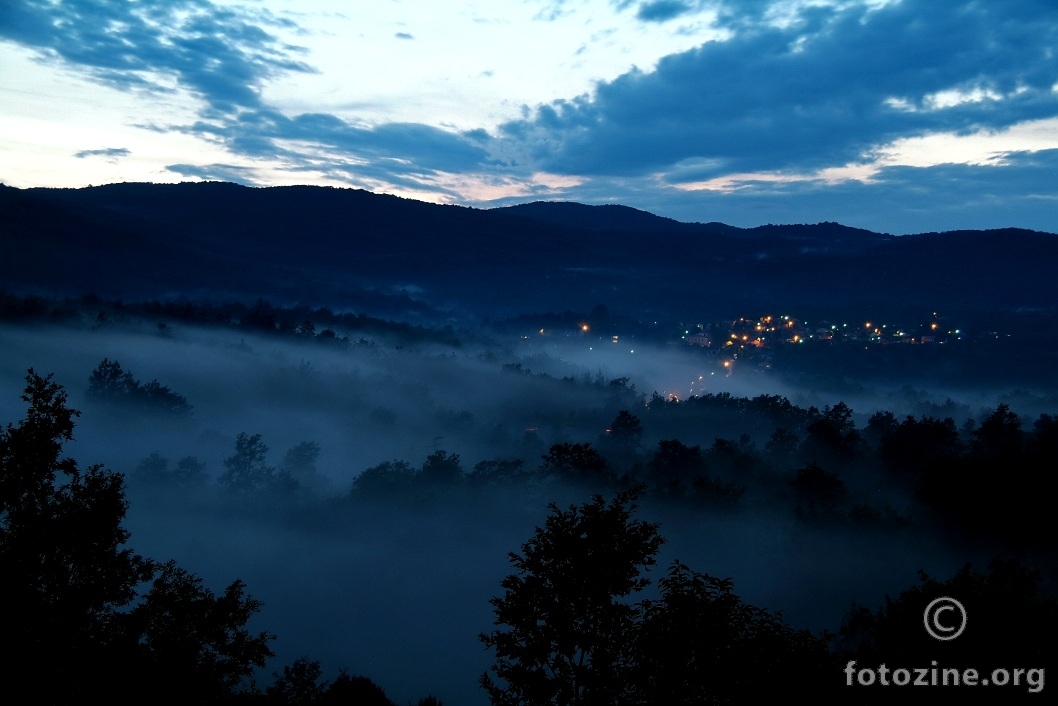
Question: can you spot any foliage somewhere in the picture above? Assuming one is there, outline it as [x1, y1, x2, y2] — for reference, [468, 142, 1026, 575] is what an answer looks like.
[221, 432, 276, 496]
[646, 439, 707, 498]
[0, 370, 271, 703]
[606, 410, 643, 449]
[265, 658, 328, 704]
[352, 459, 417, 497]
[87, 357, 193, 416]
[802, 401, 861, 457]
[480, 489, 663, 705]
[480, 489, 836, 705]
[634, 562, 834, 703]
[790, 462, 848, 523]
[468, 458, 527, 487]
[1, 370, 153, 699]
[282, 441, 321, 477]
[122, 561, 275, 701]
[539, 442, 610, 483]
[420, 449, 464, 484]
[133, 451, 208, 488]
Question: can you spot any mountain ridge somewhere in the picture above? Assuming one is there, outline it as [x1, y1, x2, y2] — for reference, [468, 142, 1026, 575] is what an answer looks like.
[2, 182, 1056, 320]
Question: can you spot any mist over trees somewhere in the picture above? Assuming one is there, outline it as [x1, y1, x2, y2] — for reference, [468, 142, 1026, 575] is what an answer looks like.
[3, 314, 1056, 702]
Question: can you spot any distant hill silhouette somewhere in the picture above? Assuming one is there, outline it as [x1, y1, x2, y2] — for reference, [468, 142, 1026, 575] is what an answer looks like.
[2, 182, 1056, 320]
[498, 201, 888, 245]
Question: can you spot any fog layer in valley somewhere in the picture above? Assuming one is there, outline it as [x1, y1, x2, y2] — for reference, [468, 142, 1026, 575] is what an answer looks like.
[0, 318, 1046, 705]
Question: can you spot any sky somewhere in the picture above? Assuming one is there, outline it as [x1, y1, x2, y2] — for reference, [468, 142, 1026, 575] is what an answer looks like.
[1, 0, 1057, 234]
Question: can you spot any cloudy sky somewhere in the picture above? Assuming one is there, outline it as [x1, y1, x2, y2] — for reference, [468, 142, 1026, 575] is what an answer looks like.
[1, 0, 1057, 233]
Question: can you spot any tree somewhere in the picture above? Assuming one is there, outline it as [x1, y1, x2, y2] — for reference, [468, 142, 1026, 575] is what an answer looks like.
[971, 403, 1023, 459]
[802, 401, 861, 457]
[220, 432, 275, 495]
[420, 449, 463, 485]
[634, 562, 834, 704]
[266, 657, 327, 704]
[352, 459, 416, 498]
[538, 442, 610, 483]
[122, 561, 275, 701]
[479, 489, 664, 705]
[87, 357, 138, 400]
[87, 358, 193, 416]
[282, 441, 321, 478]
[1, 370, 153, 699]
[0, 370, 272, 702]
[790, 462, 847, 523]
[607, 410, 643, 450]
[647, 439, 707, 497]
[480, 489, 836, 705]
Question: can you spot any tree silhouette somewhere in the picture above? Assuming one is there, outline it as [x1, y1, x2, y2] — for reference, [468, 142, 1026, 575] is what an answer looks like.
[538, 442, 610, 483]
[220, 432, 275, 496]
[352, 459, 416, 498]
[479, 489, 663, 705]
[634, 561, 834, 703]
[1, 370, 153, 700]
[480, 488, 839, 705]
[420, 449, 463, 485]
[647, 438, 707, 497]
[1, 370, 272, 703]
[790, 462, 848, 523]
[87, 358, 193, 416]
[122, 561, 274, 701]
[607, 410, 643, 450]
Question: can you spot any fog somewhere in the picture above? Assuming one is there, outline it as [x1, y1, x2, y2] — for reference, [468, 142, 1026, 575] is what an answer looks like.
[0, 318, 1042, 705]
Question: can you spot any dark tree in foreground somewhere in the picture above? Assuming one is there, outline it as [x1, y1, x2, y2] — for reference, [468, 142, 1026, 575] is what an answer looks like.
[635, 562, 834, 703]
[480, 489, 664, 705]
[481, 489, 837, 705]
[123, 561, 274, 701]
[262, 659, 413, 705]
[1, 369, 152, 699]
[0, 370, 272, 703]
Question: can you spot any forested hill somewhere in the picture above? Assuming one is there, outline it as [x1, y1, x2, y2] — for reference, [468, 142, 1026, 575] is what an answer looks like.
[2, 182, 1056, 320]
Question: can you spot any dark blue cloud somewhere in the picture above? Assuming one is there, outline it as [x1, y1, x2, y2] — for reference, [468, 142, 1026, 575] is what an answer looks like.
[612, 0, 768, 27]
[502, 0, 1058, 178]
[395, 32, 415, 40]
[180, 109, 493, 189]
[74, 147, 131, 160]
[0, 0, 313, 114]
[636, 1, 694, 23]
